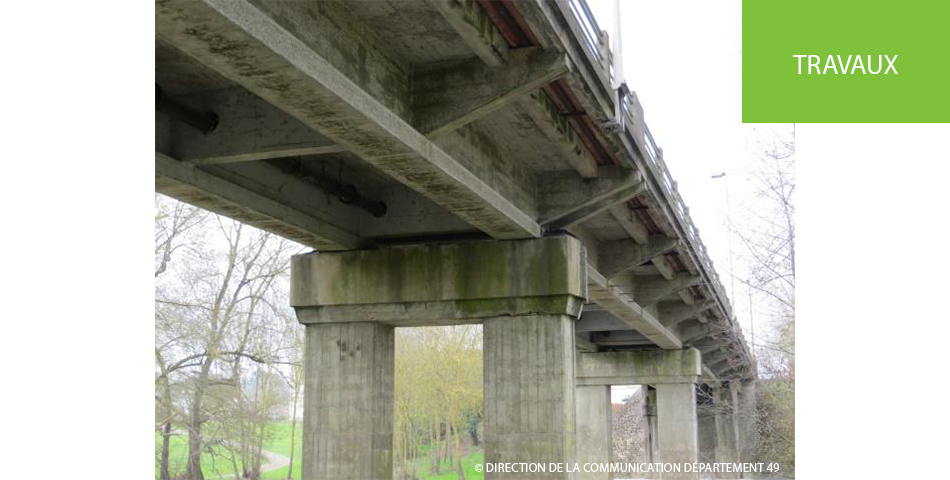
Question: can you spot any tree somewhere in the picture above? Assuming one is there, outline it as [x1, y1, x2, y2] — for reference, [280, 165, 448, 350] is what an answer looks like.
[155, 194, 301, 479]
[734, 126, 795, 474]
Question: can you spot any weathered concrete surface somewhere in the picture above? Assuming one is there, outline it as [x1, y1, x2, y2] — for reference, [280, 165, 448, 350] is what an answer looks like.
[713, 385, 741, 478]
[644, 388, 660, 478]
[156, 0, 541, 239]
[484, 315, 576, 479]
[155, 151, 363, 251]
[697, 402, 717, 466]
[736, 379, 757, 464]
[576, 385, 612, 480]
[412, 47, 571, 137]
[292, 236, 587, 325]
[655, 383, 699, 479]
[302, 322, 394, 479]
[155, 0, 756, 382]
[576, 348, 702, 386]
[586, 267, 682, 349]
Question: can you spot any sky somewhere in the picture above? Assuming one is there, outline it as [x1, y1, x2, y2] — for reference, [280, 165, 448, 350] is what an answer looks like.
[584, 0, 794, 349]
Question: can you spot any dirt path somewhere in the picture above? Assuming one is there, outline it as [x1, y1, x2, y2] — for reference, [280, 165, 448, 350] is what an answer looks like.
[209, 449, 291, 479]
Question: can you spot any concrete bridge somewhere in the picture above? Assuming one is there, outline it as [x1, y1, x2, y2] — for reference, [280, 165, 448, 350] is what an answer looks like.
[155, 0, 756, 478]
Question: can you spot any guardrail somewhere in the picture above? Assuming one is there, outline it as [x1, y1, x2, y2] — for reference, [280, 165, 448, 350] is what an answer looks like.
[563, 0, 743, 348]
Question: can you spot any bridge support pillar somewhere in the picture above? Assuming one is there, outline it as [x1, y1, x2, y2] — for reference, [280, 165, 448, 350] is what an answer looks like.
[301, 322, 394, 479]
[697, 388, 717, 466]
[645, 387, 660, 479]
[656, 383, 700, 479]
[575, 348, 702, 479]
[712, 384, 741, 478]
[291, 235, 587, 479]
[575, 385, 612, 479]
[736, 379, 757, 463]
[484, 315, 579, 478]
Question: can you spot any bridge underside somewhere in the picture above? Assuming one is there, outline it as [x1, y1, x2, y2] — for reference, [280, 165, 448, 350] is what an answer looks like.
[155, 0, 756, 477]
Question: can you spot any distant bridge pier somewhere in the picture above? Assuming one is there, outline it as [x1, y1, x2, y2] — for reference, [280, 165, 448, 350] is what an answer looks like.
[575, 384, 613, 479]
[291, 236, 587, 479]
[576, 349, 703, 479]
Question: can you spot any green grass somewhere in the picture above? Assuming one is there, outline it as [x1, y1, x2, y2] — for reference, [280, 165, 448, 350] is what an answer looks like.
[261, 421, 303, 479]
[155, 431, 243, 479]
[401, 447, 484, 480]
[157, 422, 483, 480]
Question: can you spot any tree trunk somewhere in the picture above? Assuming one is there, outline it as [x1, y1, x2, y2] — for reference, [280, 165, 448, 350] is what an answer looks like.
[453, 424, 465, 480]
[160, 420, 172, 480]
[185, 359, 211, 480]
[159, 375, 173, 480]
[287, 379, 299, 479]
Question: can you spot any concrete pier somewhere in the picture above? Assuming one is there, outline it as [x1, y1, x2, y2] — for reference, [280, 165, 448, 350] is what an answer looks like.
[484, 315, 578, 478]
[575, 385, 612, 479]
[576, 348, 702, 479]
[656, 383, 699, 479]
[712, 384, 741, 477]
[302, 323, 394, 479]
[291, 236, 587, 479]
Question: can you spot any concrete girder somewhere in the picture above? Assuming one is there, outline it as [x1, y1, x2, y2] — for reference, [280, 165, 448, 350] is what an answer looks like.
[586, 266, 682, 349]
[427, 0, 509, 67]
[516, 90, 600, 178]
[703, 351, 728, 366]
[575, 310, 632, 333]
[412, 47, 571, 137]
[575, 334, 599, 352]
[537, 165, 640, 221]
[160, 87, 345, 164]
[155, 151, 364, 250]
[540, 175, 646, 232]
[695, 342, 720, 355]
[588, 330, 651, 346]
[156, 0, 541, 239]
[651, 253, 677, 281]
[659, 300, 717, 329]
[576, 348, 702, 386]
[608, 203, 650, 244]
[636, 274, 704, 308]
[599, 236, 679, 279]
[679, 322, 713, 344]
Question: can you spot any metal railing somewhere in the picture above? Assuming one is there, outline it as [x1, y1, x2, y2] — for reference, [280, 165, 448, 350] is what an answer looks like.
[563, 0, 745, 356]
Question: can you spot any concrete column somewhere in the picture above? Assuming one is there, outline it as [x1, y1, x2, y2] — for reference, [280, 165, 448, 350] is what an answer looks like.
[484, 314, 577, 479]
[575, 349, 701, 479]
[645, 387, 659, 479]
[713, 385, 741, 478]
[736, 379, 757, 463]
[697, 399, 717, 466]
[655, 383, 699, 479]
[291, 236, 588, 479]
[302, 322, 394, 479]
[575, 385, 612, 480]
[646, 388, 658, 462]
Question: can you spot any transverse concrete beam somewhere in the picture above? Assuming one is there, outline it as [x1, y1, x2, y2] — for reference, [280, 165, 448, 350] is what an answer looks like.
[636, 275, 704, 308]
[576, 348, 702, 386]
[412, 48, 571, 137]
[155, 151, 364, 250]
[164, 88, 345, 164]
[156, 0, 541, 239]
[539, 170, 645, 231]
[659, 300, 717, 328]
[586, 265, 682, 349]
[427, 0, 509, 67]
[599, 236, 679, 279]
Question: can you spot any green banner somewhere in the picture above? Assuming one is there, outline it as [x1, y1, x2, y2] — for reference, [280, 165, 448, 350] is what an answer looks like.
[742, 0, 950, 122]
